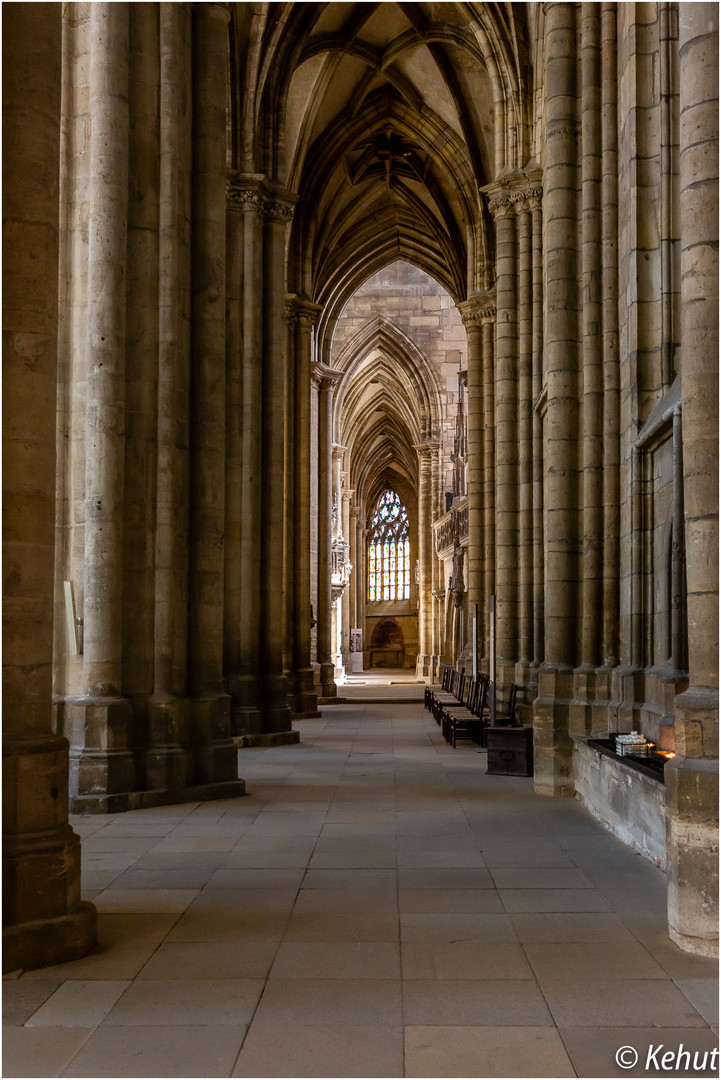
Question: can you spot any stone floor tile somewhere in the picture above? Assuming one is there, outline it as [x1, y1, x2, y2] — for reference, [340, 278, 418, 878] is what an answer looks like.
[137, 942, 277, 979]
[61, 1024, 246, 1078]
[399, 888, 504, 914]
[558, 1025, 720, 1078]
[300, 867, 397, 889]
[403, 979, 553, 1026]
[499, 888, 611, 912]
[231, 1023, 404, 1077]
[306, 849, 397, 869]
[293, 886, 398, 913]
[282, 912, 400, 942]
[488, 867, 591, 889]
[675, 979, 720, 1028]
[104, 978, 264, 1025]
[252, 978, 403, 1026]
[397, 867, 492, 889]
[3, 1027, 92, 1078]
[82, 836, 158, 854]
[25, 980, 129, 1028]
[403, 1025, 576, 1078]
[396, 849, 486, 868]
[541, 978, 709, 1027]
[525, 940, 669, 981]
[270, 941, 401, 979]
[479, 843, 576, 868]
[400, 913, 516, 943]
[2, 980, 62, 1026]
[510, 911, 637, 943]
[401, 942, 533, 980]
[92, 888, 199, 914]
[204, 867, 305, 889]
[167, 909, 289, 944]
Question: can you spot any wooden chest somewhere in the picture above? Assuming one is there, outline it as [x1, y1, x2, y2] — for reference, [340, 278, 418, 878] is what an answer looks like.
[486, 725, 534, 777]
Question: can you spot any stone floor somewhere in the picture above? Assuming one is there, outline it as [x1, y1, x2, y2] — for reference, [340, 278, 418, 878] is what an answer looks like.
[3, 695, 719, 1078]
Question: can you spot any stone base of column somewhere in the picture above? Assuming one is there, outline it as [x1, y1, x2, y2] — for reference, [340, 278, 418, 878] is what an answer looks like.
[69, 779, 247, 814]
[415, 654, 432, 682]
[569, 665, 611, 738]
[3, 903, 97, 975]
[146, 696, 189, 792]
[3, 734, 97, 971]
[293, 667, 321, 718]
[666, 740, 719, 957]
[261, 673, 293, 732]
[234, 731, 300, 748]
[514, 660, 536, 721]
[63, 696, 137, 800]
[189, 693, 238, 787]
[533, 665, 575, 797]
[610, 665, 646, 731]
[231, 674, 263, 736]
[320, 663, 337, 699]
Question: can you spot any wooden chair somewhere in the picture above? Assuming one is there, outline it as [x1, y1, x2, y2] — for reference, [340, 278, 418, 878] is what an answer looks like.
[444, 677, 489, 747]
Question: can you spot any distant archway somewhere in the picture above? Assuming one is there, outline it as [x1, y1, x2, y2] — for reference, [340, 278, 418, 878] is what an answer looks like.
[369, 618, 405, 669]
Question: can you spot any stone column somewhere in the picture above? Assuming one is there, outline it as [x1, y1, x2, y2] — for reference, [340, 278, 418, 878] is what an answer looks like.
[67, 3, 136, 806]
[187, 2, 238, 785]
[288, 296, 322, 718]
[666, 1, 719, 956]
[341, 487, 354, 673]
[599, 2, 620, 679]
[515, 190, 536, 686]
[488, 191, 519, 686]
[356, 509, 365, 665]
[330, 446, 346, 674]
[314, 366, 341, 697]
[260, 193, 295, 732]
[416, 444, 436, 679]
[482, 311, 496, 652]
[224, 177, 244, 708]
[531, 192, 545, 670]
[3, 1, 96, 970]
[148, 2, 192, 792]
[234, 178, 264, 732]
[533, 1, 579, 796]
[349, 504, 359, 631]
[459, 298, 485, 662]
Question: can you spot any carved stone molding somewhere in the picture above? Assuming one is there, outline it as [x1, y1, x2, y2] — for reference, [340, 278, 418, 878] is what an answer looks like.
[311, 362, 343, 390]
[458, 294, 496, 328]
[226, 171, 266, 214]
[264, 200, 294, 225]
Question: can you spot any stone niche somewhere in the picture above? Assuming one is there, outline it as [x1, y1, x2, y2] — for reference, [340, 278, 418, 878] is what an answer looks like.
[365, 611, 417, 669]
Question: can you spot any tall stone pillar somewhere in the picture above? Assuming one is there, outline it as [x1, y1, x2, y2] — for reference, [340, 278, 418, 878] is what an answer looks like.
[459, 298, 485, 662]
[599, 2, 620, 680]
[515, 190, 535, 687]
[349, 504, 359, 631]
[666, 1, 719, 957]
[533, 1, 580, 796]
[66, 3, 136, 806]
[314, 366, 341, 697]
[341, 487, 354, 672]
[416, 444, 436, 679]
[330, 446, 346, 674]
[482, 312, 496, 650]
[234, 177, 264, 732]
[356, 509, 365, 665]
[260, 192, 295, 732]
[530, 192, 545, 671]
[287, 297, 322, 718]
[487, 191, 519, 686]
[3, 1, 96, 970]
[224, 177, 244, 708]
[187, 2, 238, 785]
[148, 2, 192, 792]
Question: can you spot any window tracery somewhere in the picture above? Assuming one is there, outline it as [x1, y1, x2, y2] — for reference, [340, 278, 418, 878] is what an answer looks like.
[368, 490, 410, 602]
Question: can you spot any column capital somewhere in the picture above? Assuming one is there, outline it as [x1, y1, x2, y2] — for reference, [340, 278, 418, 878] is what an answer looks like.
[285, 293, 324, 327]
[226, 172, 266, 214]
[263, 183, 296, 225]
[481, 168, 543, 218]
[342, 487, 355, 503]
[458, 291, 496, 328]
[350, 503, 361, 518]
[311, 362, 343, 390]
[332, 443, 347, 462]
[415, 441, 440, 461]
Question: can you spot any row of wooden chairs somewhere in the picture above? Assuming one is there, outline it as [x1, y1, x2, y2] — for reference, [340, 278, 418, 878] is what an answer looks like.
[425, 669, 519, 749]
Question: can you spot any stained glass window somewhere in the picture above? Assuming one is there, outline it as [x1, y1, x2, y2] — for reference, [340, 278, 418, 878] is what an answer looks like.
[367, 490, 411, 602]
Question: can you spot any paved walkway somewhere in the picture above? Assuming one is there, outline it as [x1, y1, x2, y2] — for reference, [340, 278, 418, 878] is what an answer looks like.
[4, 700, 718, 1078]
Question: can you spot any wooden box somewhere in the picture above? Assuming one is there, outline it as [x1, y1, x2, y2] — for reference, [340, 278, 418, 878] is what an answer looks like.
[486, 725, 534, 777]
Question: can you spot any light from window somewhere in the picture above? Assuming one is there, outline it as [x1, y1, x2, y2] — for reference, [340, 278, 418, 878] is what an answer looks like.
[368, 490, 410, 602]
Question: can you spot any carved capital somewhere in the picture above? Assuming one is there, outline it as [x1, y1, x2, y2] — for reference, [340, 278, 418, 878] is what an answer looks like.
[488, 192, 514, 219]
[311, 362, 343, 390]
[226, 171, 265, 213]
[285, 294, 323, 329]
[264, 200, 294, 225]
[458, 295, 496, 328]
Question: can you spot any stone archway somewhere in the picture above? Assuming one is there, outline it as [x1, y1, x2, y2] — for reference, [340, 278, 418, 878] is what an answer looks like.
[369, 618, 405, 669]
